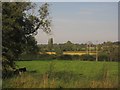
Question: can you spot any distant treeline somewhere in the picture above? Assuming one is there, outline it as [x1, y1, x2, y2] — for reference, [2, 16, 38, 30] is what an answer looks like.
[38, 41, 119, 52]
[20, 41, 119, 62]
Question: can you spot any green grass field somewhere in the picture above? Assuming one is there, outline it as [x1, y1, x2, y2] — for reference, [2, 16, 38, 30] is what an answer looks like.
[3, 60, 118, 88]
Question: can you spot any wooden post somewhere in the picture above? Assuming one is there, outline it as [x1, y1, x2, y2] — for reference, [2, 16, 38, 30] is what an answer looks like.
[96, 42, 98, 61]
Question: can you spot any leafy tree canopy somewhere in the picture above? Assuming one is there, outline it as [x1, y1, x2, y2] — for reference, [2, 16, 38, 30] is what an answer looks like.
[2, 2, 51, 74]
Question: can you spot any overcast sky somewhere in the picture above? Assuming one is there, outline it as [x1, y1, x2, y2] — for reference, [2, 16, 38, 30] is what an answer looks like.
[34, 2, 118, 44]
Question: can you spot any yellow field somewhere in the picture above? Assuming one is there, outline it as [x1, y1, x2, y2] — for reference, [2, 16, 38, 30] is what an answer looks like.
[45, 51, 96, 55]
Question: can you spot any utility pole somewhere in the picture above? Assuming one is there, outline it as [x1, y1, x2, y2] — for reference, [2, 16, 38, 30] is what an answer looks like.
[96, 41, 98, 61]
[89, 42, 92, 55]
[86, 41, 92, 55]
[86, 43, 89, 55]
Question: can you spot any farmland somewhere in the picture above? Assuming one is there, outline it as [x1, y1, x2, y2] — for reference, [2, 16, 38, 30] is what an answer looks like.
[3, 60, 118, 88]
[46, 51, 96, 55]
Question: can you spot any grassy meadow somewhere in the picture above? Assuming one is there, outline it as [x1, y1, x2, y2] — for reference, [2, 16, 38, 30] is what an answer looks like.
[3, 60, 118, 88]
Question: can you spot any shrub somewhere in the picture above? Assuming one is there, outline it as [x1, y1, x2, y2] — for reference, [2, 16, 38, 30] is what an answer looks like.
[20, 54, 56, 60]
[72, 55, 81, 60]
[80, 54, 95, 61]
[98, 53, 108, 61]
[57, 54, 72, 60]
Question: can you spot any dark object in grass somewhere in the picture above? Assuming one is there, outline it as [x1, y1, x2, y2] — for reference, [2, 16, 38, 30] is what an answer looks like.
[18, 67, 27, 72]
[14, 67, 27, 75]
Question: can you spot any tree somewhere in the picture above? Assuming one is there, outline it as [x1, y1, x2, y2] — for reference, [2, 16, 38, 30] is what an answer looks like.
[24, 35, 39, 54]
[65, 41, 73, 51]
[2, 2, 51, 76]
[48, 38, 53, 53]
[54, 44, 63, 56]
[99, 41, 118, 61]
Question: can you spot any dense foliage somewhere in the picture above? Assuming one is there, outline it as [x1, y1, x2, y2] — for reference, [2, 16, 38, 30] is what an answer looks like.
[2, 2, 51, 77]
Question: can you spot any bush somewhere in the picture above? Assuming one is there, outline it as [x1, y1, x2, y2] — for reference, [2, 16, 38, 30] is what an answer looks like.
[57, 54, 72, 60]
[38, 54, 56, 60]
[80, 54, 95, 61]
[56, 55, 81, 60]
[72, 55, 81, 60]
[20, 54, 56, 60]
[98, 53, 108, 61]
[20, 53, 100, 61]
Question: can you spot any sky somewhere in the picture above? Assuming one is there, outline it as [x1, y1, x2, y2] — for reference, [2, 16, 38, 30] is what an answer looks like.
[34, 2, 118, 44]
[2, 0, 119, 2]
[30, 0, 119, 2]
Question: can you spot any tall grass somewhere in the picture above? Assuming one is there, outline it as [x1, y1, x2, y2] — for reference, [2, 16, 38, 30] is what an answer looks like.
[3, 72, 118, 88]
[89, 63, 118, 88]
[3, 61, 118, 88]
